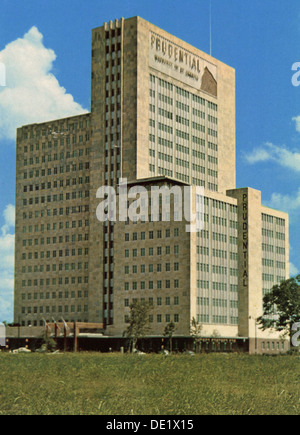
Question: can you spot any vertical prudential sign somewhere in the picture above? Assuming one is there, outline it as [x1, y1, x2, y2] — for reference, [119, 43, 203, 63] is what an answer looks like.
[242, 193, 249, 288]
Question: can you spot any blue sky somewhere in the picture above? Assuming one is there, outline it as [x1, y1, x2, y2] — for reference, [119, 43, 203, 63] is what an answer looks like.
[0, 0, 300, 321]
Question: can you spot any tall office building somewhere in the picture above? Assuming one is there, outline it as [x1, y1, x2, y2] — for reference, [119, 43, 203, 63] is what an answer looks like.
[14, 17, 289, 353]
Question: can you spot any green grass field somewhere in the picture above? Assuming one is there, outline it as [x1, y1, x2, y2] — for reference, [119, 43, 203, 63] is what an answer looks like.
[0, 353, 299, 415]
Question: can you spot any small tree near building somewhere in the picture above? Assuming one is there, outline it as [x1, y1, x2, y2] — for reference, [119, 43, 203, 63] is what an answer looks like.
[164, 322, 176, 353]
[123, 301, 153, 353]
[190, 317, 203, 353]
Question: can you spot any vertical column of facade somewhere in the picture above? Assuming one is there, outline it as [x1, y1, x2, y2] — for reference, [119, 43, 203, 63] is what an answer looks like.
[227, 188, 263, 349]
[90, 19, 125, 326]
[216, 62, 236, 193]
[121, 17, 138, 181]
[14, 128, 25, 324]
[89, 25, 106, 324]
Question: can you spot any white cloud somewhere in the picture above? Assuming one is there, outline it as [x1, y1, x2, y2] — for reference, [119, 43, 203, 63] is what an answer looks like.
[0, 204, 15, 322]
[289, 262, 299, 277]
[245, 142, 300, 172]
[0, 26, 88, 141]
[266, 188, 300, 216]
[292, 116, 300, 133]
[3, 204, 15, 227]
[1, 203, 15, 236]
[244, 147, 273, 164]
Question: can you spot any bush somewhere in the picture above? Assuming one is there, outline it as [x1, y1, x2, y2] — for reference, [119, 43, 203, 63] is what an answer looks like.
[37, 333, 57, 353]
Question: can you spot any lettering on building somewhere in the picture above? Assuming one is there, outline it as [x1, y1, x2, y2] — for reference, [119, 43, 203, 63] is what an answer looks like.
[242, 193, 248, 287]
[149, 32, 217, 94]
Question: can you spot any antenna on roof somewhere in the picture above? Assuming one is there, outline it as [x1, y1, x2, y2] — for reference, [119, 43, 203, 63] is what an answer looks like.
[210, 0, 212, 56]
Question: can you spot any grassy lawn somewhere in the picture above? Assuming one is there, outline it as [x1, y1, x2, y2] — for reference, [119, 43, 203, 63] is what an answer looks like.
[0, 352, 298, 415]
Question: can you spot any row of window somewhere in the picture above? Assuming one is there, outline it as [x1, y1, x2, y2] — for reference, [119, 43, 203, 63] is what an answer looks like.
[125, 313, 180, 324]
[21, 262, 89, 273]
[262, 341, 285, 351]
[197, 298, 238, 309]
[125, 247, 179, 257]
[21, 305, 89, 315]
[262, 243, 284, 253]
[22, 120, 90, 140]
[21, 218, 89, 232]
[262, 214, 285, 226]
[125, 261, 180, 273]
[22, 290, 89, 300]
[262, 259, 286, 269]
[23, 169, 90, 181]
[22, 201, 90, 215]
[23, 144, 90, 156]
[197, 244, 238, 257]
[262, 228, 285, 240]
[124, 279, 179, 289]
[122, 260, 180, 278]
[23, 192, 90, 206]
[212, 283, 239, 292]
[21, 248, 89, 261]
[195, 315, 238, 325]
[125, 229, 179, 241]
[125, 296, 179, 307]
[262, 273, 286, 283]
[197, 279, 238, 290]
[22, 275, 89, 287]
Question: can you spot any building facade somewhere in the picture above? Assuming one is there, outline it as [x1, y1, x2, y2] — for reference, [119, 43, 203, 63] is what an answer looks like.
[14, 17, 289, 353]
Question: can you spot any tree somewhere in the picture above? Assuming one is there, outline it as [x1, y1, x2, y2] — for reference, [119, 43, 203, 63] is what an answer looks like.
[257, 275, 300, 342]
[163, 322, 176, 353]
[190, 317, 203, 353]
[37, 332, 57, 353]
[123, 301, 153, 352]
